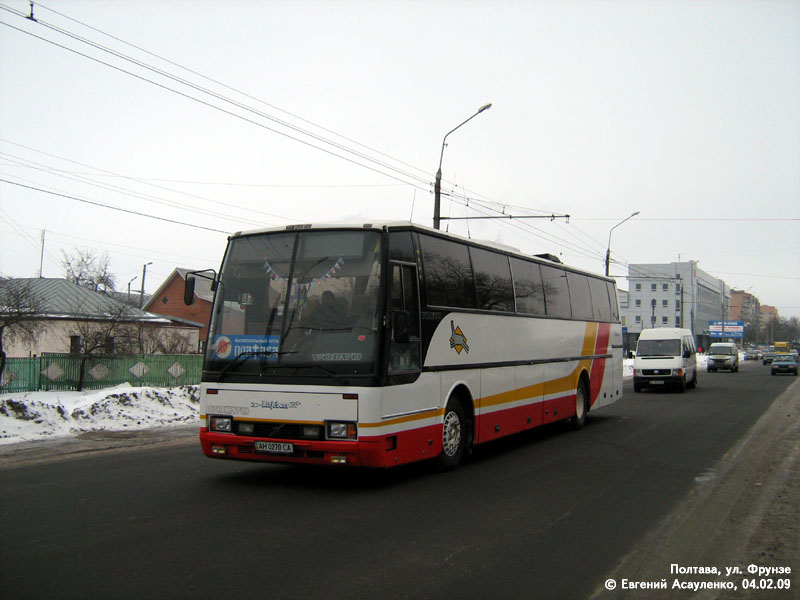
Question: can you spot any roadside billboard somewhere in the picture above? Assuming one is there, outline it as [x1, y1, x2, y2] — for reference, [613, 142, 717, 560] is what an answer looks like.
[709, 320, 744, 338]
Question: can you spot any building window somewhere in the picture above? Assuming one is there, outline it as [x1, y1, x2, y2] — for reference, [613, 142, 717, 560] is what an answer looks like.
[635, 315, 641, 323]
[162, 296, 169, 305]
[662, 299, 669, 307]
[635, 299, 641, 307]
[662, 283, 669, 291]
[676, 317, 681, 326]
[662, 316, 669, 324]
[635, 283, 642, 291]
[70, 335, 81, 354]
[651, 283, 657, 291]
[104, 336, 115, 355]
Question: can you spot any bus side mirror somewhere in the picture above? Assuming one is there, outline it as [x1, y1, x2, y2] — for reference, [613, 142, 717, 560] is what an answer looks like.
[184, 275, 196, 306]
[392, 311, 410, 344]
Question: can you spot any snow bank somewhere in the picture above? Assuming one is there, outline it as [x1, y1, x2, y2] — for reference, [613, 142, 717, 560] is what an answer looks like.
[1, 358, 697, 445]
[0, 384, 199, 445]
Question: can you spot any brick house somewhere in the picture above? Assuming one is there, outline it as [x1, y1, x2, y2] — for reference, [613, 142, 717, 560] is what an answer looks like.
[144, 268, 213, 348]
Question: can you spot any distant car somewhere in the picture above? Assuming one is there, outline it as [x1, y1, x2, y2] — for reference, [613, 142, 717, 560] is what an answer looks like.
[771, 355, 798, 376]
[743, 350, 759, 361]
[791, 349, 800, 362]
[762, 352, 776, 365]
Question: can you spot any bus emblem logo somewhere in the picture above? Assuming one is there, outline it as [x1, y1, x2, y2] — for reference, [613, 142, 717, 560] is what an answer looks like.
[450, 321, 470, 355]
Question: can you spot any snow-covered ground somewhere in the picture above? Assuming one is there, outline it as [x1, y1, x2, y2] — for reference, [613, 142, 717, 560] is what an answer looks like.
[0, 384, 199, 445]
[1, 355, 715, 446]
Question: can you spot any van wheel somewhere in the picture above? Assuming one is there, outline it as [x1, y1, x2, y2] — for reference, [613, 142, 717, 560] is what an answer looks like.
[436, 399, 466, 471]
[678, 375, 686, 393]
[633, 382, 642, 393]
[570, 379, 588, 429]
[689, 370, 697, 389]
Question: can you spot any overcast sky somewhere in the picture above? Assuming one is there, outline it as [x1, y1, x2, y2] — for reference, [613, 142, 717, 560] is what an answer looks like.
[1, 0, 798, 318]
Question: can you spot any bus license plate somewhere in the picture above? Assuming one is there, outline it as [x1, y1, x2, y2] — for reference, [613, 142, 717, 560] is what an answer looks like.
[255, 441, 294, 454]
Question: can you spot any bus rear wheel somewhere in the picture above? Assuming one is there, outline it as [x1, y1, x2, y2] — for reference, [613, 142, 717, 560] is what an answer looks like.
[570, 379, 588, 429]
[436, 398, 466, 471]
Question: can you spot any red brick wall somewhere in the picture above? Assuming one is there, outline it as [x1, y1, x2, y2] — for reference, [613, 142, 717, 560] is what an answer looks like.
[146, 274, 212, 342]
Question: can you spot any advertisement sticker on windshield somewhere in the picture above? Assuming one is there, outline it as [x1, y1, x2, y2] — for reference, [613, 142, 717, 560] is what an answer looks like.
[212, 335, 280, 360]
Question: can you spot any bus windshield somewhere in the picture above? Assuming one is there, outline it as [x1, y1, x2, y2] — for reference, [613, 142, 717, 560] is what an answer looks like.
[205, 229, 383, 380]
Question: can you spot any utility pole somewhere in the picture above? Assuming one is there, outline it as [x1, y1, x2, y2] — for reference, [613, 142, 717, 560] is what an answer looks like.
[38, 230, 45, 278]
[140, 262, 152, 309]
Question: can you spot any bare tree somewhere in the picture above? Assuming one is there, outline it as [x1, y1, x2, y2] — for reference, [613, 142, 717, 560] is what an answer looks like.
[69, 303, 130, 391]
[62, 248, 117, 293]
[115, 322, 195, 355]
[0, 278, 46, 386]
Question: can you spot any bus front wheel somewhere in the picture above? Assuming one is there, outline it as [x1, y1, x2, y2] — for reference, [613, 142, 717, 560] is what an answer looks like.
[436, 399, 466, 471]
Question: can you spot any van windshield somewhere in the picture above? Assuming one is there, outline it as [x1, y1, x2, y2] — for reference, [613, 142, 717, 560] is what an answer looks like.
[710, 346, 735, 355]
[637, 339, 681, 357]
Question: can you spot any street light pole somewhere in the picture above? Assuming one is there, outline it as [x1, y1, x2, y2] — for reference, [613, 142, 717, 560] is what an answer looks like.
[434, 103, 492, 230]
[127, 276, 137, 302]
[139, 262, 152, 309]
[605, 211, 640, 276]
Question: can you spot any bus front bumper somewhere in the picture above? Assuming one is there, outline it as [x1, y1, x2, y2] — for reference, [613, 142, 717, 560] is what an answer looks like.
[200, 430, 384, 467]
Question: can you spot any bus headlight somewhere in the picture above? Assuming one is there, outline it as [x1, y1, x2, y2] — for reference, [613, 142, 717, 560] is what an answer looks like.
[210, 416, 233, 433]
[326, 422, 357, 440]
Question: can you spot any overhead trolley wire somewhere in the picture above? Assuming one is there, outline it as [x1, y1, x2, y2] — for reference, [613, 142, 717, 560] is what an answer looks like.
[32, 0, 433, 186]
[2, 3, 636, 264]
[0, 6, 432, 192]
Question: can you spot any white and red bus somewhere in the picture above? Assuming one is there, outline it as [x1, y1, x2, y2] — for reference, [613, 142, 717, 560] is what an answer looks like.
[187, 221, 623, 469]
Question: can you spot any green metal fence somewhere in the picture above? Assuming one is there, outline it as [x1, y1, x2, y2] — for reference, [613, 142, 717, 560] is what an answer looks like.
[0, 354, 202, 393]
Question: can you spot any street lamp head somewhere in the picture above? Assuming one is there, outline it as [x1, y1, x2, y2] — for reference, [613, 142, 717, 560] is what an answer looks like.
[631, 210, 640, 217]
[478, 103, 492, 113]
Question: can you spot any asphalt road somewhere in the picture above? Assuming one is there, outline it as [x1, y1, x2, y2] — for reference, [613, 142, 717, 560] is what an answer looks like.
[1, 361, 796, 600]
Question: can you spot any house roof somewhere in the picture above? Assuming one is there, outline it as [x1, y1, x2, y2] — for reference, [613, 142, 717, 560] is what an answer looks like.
[144, 268, 215, 310]
[1, 278, 169, 322]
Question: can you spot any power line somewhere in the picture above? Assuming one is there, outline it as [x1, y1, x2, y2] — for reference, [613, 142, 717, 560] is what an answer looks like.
[0, 139, 300, 222]
[0, 154, 272, 229]
[0, 178, 231, 234]
[0, 8, 433, 192]
[1, 6, 607, 263]
[33, 0, 434, 186]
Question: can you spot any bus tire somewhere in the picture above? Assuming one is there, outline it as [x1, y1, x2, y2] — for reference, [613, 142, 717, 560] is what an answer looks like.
[570, 379, 588, 430]
[436, 398, 466, 471]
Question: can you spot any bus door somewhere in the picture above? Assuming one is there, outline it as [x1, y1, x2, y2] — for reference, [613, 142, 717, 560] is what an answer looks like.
[386, 261, 421, 375]
[381, 261, 425, 421]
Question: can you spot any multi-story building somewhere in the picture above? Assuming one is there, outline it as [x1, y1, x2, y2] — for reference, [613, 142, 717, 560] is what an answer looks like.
[730, 289, 761, 344]
[621, 261, 731, 351]
[759, 305, 780, 344]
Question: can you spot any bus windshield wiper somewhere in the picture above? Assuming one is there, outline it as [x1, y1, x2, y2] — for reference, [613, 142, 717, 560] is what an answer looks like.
[217, 350, 296, 381]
